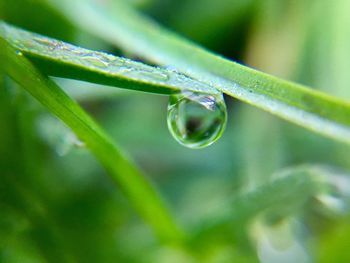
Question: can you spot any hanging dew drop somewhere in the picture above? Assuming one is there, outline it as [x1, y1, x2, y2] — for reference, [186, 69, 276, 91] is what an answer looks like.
[167, 91, 227, 149]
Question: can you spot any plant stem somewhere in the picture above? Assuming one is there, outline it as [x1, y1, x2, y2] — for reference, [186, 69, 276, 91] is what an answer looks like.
[0, 37, 184, 243]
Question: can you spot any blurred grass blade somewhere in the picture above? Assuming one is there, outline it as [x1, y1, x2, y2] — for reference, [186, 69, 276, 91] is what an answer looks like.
[0, 21, 218, 96]
[0, 37, 184, 242]
[171, 0, 255, 43]
[47, 0, 350, 144]
[195, 164, 350, 237]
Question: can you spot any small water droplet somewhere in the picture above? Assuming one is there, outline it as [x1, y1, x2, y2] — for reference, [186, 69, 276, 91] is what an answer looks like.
[33, 37, 61, 51]
[167, 91, 227, 149]
[117, 65, 133, 73]
[112, 61, 170, 82]
[165, 65, 178, 72]
[138, 68, 169, 82]
[16, 51, 23, 56]
[80, 53, 110, 68]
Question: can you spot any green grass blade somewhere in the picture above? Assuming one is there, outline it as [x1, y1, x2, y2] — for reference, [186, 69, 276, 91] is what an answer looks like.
[47, 0, 350, 144]
[195, 164, 349, 237]
[0, 37, 184, 242]
[0, 21, 218, 96]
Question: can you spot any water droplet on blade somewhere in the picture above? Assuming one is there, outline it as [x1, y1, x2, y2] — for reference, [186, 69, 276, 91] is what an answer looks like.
[80, 53, 111, 68]
[167, 91, 227, 149]
[33, 37, 57, 49]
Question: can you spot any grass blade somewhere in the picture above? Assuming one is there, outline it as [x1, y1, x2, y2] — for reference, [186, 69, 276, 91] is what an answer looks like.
[0, 36, 184, 242]
[195, 164, 350, 238]
[0, 21, 218, 96]
[47, 0, 350, 144]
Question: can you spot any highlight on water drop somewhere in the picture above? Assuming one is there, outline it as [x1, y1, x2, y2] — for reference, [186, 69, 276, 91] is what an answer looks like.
[167, 91, 227, 149]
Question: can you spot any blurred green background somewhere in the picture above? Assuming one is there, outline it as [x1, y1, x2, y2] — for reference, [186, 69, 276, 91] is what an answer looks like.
[1, 0, 350, 262]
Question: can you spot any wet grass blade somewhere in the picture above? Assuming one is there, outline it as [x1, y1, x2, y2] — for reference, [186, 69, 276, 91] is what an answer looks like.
[47, 0, 350, 145]
[0, 21, 218, 96]
[0, 36, 185, 243]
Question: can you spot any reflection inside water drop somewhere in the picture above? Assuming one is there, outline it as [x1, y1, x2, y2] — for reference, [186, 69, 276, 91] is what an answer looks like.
[167, 91, 227, 149]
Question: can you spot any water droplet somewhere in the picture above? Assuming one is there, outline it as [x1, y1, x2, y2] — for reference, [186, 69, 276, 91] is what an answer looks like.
[33, 37, 62, 51]
[165, 65, 178, 72]
[167, 91, 227, 149]
[114, 61, 169, 82]
[16, 50, 23, 56]
[133, 68, 169, 82]
[80, 53, 111, 68]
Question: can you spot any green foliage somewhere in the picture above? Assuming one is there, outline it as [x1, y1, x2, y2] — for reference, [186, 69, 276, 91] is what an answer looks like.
[1, 0, 350, 262]
[0, 22, 219, 96]
[46, 0, 350, 144]
[0, 37, 182, 242]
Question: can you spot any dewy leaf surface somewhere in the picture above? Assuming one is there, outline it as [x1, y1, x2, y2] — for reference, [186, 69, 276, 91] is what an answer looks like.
[46, 0, 350, 145]
[0, 21, 218, 96]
